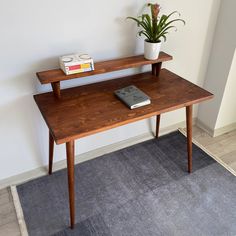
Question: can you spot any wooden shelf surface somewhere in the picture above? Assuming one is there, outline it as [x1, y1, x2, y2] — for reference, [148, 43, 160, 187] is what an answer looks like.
[37, 52, 172, 84]
[34, 69, 213, 144]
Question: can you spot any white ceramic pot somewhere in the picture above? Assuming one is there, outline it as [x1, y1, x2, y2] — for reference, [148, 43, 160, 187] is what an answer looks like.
[144, 40, 161, 60]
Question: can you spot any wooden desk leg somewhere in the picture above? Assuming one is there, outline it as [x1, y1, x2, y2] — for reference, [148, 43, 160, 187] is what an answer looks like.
[66, 140, 75, 229]
[186, 105, 193, 173]
[156, 115, 161, 138]
[49, 132, 54, 175]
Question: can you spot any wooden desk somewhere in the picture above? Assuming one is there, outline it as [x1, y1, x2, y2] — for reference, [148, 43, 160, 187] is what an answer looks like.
[34, 53, 213, 228]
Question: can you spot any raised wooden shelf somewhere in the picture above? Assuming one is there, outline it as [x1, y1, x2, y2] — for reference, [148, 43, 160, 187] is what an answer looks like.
[37, 52, 172, 84]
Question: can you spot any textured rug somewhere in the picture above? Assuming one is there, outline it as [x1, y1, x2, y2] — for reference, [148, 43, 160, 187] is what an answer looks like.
[16, 131, 236, 236]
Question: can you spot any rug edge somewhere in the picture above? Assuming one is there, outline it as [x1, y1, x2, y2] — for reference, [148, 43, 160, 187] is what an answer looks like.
[10, 185, 29, 236]
[178, 128, 236, 176]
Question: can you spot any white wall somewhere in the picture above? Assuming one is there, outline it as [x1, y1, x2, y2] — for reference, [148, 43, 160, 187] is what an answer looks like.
[198, 0, 236, 133]
[215, 48, 236, 129]
[0, 0, 220, 180]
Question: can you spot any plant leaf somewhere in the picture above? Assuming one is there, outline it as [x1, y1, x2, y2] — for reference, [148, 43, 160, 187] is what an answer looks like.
[159, 25, 177, 37]
[138, 30, 151, 41]
[158, 18, 185, 34]
[127, 8, 185, 43]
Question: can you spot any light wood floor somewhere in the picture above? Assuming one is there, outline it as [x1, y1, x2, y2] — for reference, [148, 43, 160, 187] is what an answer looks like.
[0, 126, 235, 236]
[0, 188, 20, 236]
[189, 126, 236, 174]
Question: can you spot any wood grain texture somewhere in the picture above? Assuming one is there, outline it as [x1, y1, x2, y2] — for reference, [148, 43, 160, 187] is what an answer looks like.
[0, 200, 17, 227]
[0, 189, 8, 196]
[34, 69, 213, 144]
[48, 132, 54, 175]
[156, 115, 161, 138]
[36, 52, 172, 84]
[0, 221, 21, 236]
[51, 81, 61, 98]
[0, 193, 10, 207]
[186, 105, 193, 173]
[152, 62, 162, 77]
[0, 188, 20, 236]
[66, 141, 75, 229]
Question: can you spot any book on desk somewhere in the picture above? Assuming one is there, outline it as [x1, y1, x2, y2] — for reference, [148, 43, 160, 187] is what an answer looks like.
[114, 85, 151, 109]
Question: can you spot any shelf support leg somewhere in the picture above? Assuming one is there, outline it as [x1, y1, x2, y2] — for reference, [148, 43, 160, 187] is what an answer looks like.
[66, 140, 75, 229]
[186, 105, 193, 173]
[152, 62, 162, 77]
[48, 132, 54, 175]
[51, 81, 61, 98]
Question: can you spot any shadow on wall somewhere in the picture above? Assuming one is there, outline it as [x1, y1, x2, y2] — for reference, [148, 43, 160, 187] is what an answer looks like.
[0, 56, 61, 103]
[0, 95, 48, 178]
[195, 0, 221, 87]
[114, 3, 144, 57]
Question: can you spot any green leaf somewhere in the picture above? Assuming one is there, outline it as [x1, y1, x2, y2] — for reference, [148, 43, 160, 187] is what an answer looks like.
[138, 30, 151, 41]
[158, 25, 177, 37]
[127, 16, 150, 33]
[159, 14, 168, 27]
[158, 18, 184, 31]
[159, 11, 184, 30]
[143, 14, 152, 29]
[161, 34, 167, 42]
[167, 11, 181, 19]
[126, 17, 141, 26]
[143, 14, 154, 39]
[127, 8, 185, 43]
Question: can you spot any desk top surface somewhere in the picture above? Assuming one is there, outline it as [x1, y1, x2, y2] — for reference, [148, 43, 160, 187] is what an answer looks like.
[34, 69, 213, 144]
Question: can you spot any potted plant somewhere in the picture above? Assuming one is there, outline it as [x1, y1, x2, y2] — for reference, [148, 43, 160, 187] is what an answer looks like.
[127, 3, 185, 60]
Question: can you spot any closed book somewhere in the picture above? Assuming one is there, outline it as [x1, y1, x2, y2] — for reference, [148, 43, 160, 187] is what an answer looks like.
[114, 85, 151, 109]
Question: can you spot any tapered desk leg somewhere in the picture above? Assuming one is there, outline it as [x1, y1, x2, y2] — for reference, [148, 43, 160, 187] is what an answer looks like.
[66, 140, 75, 229]
[186, 105, 193, 173]
[156, 115, 161, 138]
[49, 132, 54, 175]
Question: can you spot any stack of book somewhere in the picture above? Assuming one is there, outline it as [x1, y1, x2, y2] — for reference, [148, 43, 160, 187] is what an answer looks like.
[59, 53, 94, 75]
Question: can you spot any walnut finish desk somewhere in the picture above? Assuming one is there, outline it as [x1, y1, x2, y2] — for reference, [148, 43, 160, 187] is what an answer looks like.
[34, 52, 213, 229]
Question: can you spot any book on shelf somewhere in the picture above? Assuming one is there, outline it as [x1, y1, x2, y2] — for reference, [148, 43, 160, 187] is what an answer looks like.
[59, 53, 94, 75]
[114, 85, 151, 109]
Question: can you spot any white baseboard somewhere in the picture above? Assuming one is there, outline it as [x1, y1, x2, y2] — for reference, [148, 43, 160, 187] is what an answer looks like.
[196, 119, 215, 136]
[0, 119, 195, 189]
[213, 123, 236, 137]
[196, 119, 236, 137]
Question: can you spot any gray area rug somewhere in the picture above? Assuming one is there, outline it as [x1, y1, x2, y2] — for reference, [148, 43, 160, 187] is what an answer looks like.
[17, 131, 236, 236]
